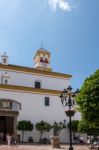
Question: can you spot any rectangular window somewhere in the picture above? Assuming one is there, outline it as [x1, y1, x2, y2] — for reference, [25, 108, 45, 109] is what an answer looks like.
[35, 81, 41, 88]
[3, 78, 8, 84]
[5, 79, 8, 84]
[45, 97, 50, 106]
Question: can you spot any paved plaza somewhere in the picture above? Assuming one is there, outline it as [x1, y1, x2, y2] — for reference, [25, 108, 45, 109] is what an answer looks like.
[0, 145, 89, 150]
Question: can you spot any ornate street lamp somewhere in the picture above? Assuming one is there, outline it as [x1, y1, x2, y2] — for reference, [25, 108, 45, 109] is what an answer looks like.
[60, 86, 79, 150]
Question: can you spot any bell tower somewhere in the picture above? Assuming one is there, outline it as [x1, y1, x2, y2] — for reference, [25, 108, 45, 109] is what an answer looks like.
[1, 52, 9, 65]
[34, 47, 52, 71]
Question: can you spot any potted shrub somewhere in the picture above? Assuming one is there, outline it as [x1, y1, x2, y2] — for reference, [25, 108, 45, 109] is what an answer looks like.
[52, 121, 66, 148]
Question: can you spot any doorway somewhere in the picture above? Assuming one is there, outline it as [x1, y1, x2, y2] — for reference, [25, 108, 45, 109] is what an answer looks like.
[0, 116, 14, 141]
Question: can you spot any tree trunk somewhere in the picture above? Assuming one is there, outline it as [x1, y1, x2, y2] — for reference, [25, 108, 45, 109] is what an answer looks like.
[22, 130, 24, 142]
[40, 131, 43, 140]
[39, 131, 43, 143]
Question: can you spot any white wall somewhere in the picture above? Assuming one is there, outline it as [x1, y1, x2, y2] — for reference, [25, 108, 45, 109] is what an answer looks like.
[0, 69, 70, 91]
[0, 90, 81, 143]
[0, 67, 81, 143]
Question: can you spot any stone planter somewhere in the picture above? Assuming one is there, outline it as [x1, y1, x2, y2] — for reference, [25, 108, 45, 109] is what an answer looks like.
[51, 136, 60, 148]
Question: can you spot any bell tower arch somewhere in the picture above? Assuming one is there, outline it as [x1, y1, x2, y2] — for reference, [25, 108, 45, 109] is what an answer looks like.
[34, 47, 52, 71]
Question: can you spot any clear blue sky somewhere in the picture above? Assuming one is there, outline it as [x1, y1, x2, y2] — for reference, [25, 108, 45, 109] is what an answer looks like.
[0, 0, 99, 90]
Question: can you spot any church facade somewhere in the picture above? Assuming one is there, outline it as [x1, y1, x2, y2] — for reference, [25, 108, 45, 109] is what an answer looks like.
[0, 48, 80, 143]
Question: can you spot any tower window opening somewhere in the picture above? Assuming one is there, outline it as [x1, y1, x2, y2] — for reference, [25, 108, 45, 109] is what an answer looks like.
[45, 58, 48, 63]
[40, 57, 44, 63]
[3, 58, 7, 64]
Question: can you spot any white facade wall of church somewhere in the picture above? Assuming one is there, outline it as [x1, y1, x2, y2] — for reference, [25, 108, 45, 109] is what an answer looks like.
[0, 90, 81, 143]
[0, 50, 87, 143]
[0, 69, 69, 90]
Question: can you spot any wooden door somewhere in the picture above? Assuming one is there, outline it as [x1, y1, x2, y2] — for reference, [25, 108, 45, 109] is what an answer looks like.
[0, 116, 6, 133]
[6, 116, 14, 135]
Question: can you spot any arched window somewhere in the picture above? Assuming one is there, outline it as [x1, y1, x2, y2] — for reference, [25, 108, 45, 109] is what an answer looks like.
[40, 57, 44, 63]
[45, 58, 48, 63]
[2, 72, 10, 84]
[3, 58, 7, 64]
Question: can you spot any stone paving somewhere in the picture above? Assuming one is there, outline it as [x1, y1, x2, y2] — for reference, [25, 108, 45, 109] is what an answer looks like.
[0, 145, 89, 150]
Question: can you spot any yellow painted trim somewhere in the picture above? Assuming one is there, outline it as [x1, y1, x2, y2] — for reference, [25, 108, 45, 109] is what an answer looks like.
[35, 66, 52, 72]
[0, 84, 61, 95]
[0, 64, 72, 79]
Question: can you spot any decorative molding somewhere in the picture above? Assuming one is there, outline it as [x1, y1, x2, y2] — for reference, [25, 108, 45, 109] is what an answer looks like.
[0, 64, 72, 79]
[0, 84, 62, 95]
[0, 109, 19, 116]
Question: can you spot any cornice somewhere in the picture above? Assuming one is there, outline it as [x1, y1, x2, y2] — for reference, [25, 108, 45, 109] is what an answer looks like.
[0, 109, 19, 116]
[0, 64, 72, 79]
[34, 49, 51, 59]
[0, 84, 61, 95]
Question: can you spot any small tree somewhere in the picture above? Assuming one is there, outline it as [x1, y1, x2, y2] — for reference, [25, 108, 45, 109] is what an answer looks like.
[35, 120, 51, 141]
[68, 120, 79, 133]
[17, 120, 33, 142]
[52, 121, 66, 136]
[78, 120, 88, 134]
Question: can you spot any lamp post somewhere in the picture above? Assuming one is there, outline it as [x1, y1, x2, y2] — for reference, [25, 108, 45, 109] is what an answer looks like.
[60, 86, 79, 150]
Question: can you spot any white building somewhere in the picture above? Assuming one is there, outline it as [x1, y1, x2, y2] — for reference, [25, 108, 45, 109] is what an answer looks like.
[0, 48, 80, 143]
